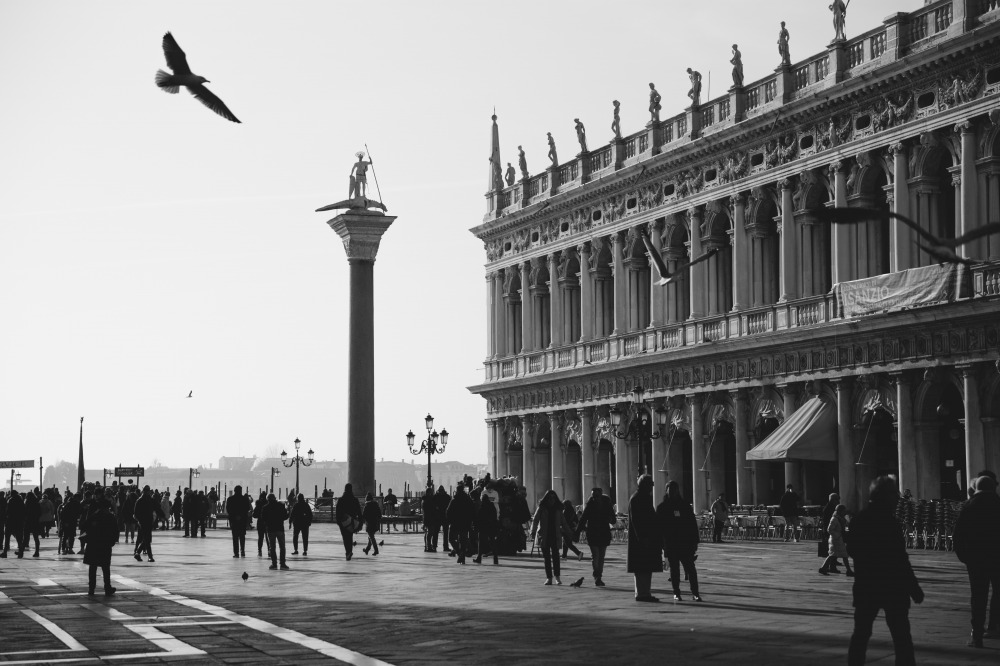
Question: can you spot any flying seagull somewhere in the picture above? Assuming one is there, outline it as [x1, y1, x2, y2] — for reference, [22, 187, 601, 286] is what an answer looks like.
[155, 32, 241, 123]
[569, 577, 585, 588]
[186, 391, 193, 398]
[639, 228, 719, 286]
[811, 206, 1000, 266]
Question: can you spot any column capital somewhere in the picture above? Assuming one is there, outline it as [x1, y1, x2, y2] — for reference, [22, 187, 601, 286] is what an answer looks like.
[888, 370, 912, 384]
[888, 141, 907, 157]
[730, 193, 747, 207]
[828, 160, 847, 175]
[576, 241, 591, 256]
[326, 210, 397, 262]
[831, 376, 854, 391]
[955, 120, 974, 135]
[777, 177, 794, 191]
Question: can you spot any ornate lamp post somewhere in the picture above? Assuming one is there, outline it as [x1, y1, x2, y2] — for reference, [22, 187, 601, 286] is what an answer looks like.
[269, 467, 281, 493]
[188, 467, 200, 490]
[406, 414, 449, 491]
[609, 386, 668, 475]
[280, 438, 314, 497]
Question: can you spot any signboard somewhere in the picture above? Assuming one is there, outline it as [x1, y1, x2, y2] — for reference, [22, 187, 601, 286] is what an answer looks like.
[114, 467, 144, 477]
[834, 263, 967, 319]
[0, 460, 34, 469]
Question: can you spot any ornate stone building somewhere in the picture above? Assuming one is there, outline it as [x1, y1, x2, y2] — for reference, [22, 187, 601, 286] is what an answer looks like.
[469, 0, 1000, 514]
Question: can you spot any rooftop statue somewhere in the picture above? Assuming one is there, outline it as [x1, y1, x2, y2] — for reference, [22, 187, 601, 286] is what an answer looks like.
[315, 151, 387, 213]
[547, 132, 558, 168]
[611, 100, 622, 140]
[687, 68, 702, 107]
[518, 145, 529, 180]
[778, 21, 791, 68]
[648, 83, 662, 124]
[830, 0, 849, 43]
[731, 44, 744, 88]
[575, 118, 588, 153]
[505, 162, 516, 186]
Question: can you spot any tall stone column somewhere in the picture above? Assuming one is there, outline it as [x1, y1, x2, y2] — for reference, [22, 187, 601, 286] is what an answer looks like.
[732, 389, 751, 505]
[326, 208, 396, 498]
[893, 373, 918, 496]
[834, 379, 857, 510]
[522, 414, 536, 509]
[731, 194, 749, 311]
[829, 161, 850, 284]
[548, 252, 562, 347]
[778, 179, 798, 302]
[958, 122, 982, 258]
[690, 394, 707, 512]
[578, 243, 593, 342]
[890, 143, 912, 272]
[580, 408, 595, 495]
[520, 261, 532, 353]
[780, 383, 800, 491]
[688, 208, 706, 319]
[961, 365, 986, 491]
[495, 419, 509, 478]
[611, 232, 626, 336]
[486, 273, 496, 358]
[549, 412, 565, 499]
[486, 419, 499, 476]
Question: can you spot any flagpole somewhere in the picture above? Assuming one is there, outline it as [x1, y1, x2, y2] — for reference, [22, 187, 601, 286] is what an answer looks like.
[77, 417, 85, 492]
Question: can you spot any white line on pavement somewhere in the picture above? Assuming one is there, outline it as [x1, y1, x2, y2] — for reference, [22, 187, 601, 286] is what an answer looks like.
[21, 609, 87, 651]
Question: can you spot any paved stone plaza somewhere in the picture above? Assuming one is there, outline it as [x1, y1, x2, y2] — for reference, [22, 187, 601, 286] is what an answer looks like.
[0, 525, 997, 665]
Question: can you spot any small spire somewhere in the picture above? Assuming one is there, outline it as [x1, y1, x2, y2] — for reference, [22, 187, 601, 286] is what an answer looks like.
[488, 111, 502, 193]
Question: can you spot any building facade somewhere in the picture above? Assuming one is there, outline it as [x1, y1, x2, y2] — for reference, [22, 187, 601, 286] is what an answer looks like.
[469, 0, 1000, 514]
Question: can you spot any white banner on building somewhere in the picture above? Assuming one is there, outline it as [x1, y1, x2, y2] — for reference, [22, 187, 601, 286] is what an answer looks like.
[834, 263, 966, 318]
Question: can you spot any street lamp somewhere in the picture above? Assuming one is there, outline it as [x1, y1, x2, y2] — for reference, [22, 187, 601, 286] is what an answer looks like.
[269, 467, 281, 493]
[280, 438, 314, 497]
[609, 386, 668, 475]
[9, 470, 21, 492]
[406, 413, 449, 491]
[188, 467, 200, 490]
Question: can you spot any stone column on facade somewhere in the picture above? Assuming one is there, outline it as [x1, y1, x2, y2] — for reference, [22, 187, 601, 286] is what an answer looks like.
[688, 208, 706, 319]
[325, 209, 397, 498]
[889, 143, 912, 272]
[690, 394, 707, 512]
[578, 243, 593, 342]
[519, 261, 533, 353]
[834, 379, 857, 510]
[495, 270, 507, 357]
[958, 122, 983, 259]
[731, 194, 749, 311]
[778, 178, 799, 302]
[648, 221, 665, 328]
[486, 273, 496, 358]
[892, 372, 918, 496]
[486, 419, 499, 477]
[988, 168, 1000, 261]
[830, 162, 850, 284]
[780, 383, 801, 492]
[732, 389, 751, 505]
[611, 232, 626, 336]
[549, 412, 566, 499]
[580, 408, 595, 495]
[496, 419, 509, 478]
[521, 414, 536, 509]
[961, 365, 986, 492]
[548, 252, 563, 348]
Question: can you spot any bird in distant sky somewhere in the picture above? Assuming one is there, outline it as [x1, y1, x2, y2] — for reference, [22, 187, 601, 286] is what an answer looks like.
[155, 32, 241, 123]
[569, 577, 584, 588]
[241, 571, 248, 583]
[186, 391, 193, 398]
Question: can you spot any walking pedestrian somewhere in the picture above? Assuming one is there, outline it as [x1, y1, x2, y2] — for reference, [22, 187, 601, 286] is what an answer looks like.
[473, 492, 499, 565]
[83, 497, 118, 597]
[133, 485, 164, 563]
[422, 488, 439, 552]
[182, 489, 195, 537]
[576, 488, 615, 586]
[1, 491, 24, 558]
[446, 484, 475, 565]
[847, 476, 923, 666]
[952, 474, 1000, 647]
[435, 485, 451, 552]
[225, 485, 252, 558]
[59, 493, 81, 554]
[39, 493, 55, 539]
[122, 488, 137, 544]
[253, 491, 268, 557]
[657, 480, 701, 601]
[561, 500, 584, 560]
[818, 492, 841, 569]
[335, 483, 362, 561]
[710, 493, 729, 543]
[819, 504, 853, 577]
[171, 490, 182, 530]
[530, 490, 570, 585]
[22, 490, 42, 558]
[628, 474, 663, 602]
[779, 484, 802, 542]
[362, 493, 382, 556]
[261, 493, 289, 570]
[290, 493, 312, 556]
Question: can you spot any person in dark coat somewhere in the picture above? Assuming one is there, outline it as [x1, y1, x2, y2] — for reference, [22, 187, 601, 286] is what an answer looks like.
[182, 489, 195, 537]
[531, 490, 570, 584]
[1, 491, 25, 558]
[59, 494, 81, 554]
[473, 492, 499, 565]
[252, 491, 269, 557]
[446, 484, 475, 564]
[422, 488, 440, 552]
[196, 490, 209, 537]
[576, 487, 615, 586]
[560, 500, 584, 560]
[22, 491, 41, 557]
[133, 485, 164, 562]
[261, 493, 289, 570]
[290, 493, 313, 556]
[847, 476, 923, 666]
[434, 486, 451, 552]
[122, 488, 138, 544]
[657, 480, 701, 601]
[171, 491, 182, 529]
[628, 474, 662, 602]
[83, 497, 118, 596]
[818, 492, 841, 567]
[335, 483, 362, 561]
[225, 485, 252, 558]
[362, 493, 382, 556]
[953, 474, 1000, 647]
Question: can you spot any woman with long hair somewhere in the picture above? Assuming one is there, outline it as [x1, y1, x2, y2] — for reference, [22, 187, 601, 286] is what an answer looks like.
[530, 490, 571, 585]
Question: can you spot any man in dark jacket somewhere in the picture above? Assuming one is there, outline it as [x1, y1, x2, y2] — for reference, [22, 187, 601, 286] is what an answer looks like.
[59, 494, 82, 554]
[182, 489, 195, 536]
[657, 480, 701, 601]
[290, 493, 313, 556]
[1, 491, 25, 558]
[473, 492, 499, 565]
[628, 474, 662, 602]
[83, 497, 118, 596]
[778, 484, 802, 542]
[261, 493, 290, 570]
[226, 486, 252, 558]
[446, 485, 475, 564]
[171, 491, 182, 529]
[422, 488, 440, 553]
[22, 490, 42, 557]
[576, 487, 615, 586]
[133, 485, 164, 563]
[847, 476, 923, 666]
[953, 474, 1000, 647]
[434, 486, 450, 553]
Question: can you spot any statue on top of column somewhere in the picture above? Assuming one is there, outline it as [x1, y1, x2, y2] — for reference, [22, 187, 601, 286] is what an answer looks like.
[830, 0, 849, 43]
[686, 68, 702, 107]
[648, 82, 662, 124]
[574, 118, 588, 154]
[731, 44, 744, 88]
[777, 21, 791, 68]
[547, 132, 558, 167]
[518, 145, 529, 180]
[611, 100, 622, 140]
[314, 151, 387, 213]
[505, 162, 516, 186]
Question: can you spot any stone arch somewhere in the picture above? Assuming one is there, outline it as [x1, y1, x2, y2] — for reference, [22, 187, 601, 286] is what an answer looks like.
[745, 187, 780, 306]
[913, 369, 965, 421]
[852, 377, 898, 426]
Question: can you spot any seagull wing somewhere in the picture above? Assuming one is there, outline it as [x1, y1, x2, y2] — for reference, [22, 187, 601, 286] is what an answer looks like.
[950, 221, 1000, 247]
[638, 227, 672, 286]
[812, 206, 942, 246]
[915, 242, 975, 266]
[188, 83, 241, 123]
[162, 32, 191, 75]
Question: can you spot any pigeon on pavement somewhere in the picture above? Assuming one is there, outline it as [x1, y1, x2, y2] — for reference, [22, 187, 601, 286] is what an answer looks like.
[569, 577, 584, 588]
[378, 540, 384, 547]
[155, 32, 241, 123]
[241, 571, 248, 583]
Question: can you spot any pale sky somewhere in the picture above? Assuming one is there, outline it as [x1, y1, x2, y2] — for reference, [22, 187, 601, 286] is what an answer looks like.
[0, 0, 910, 481]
